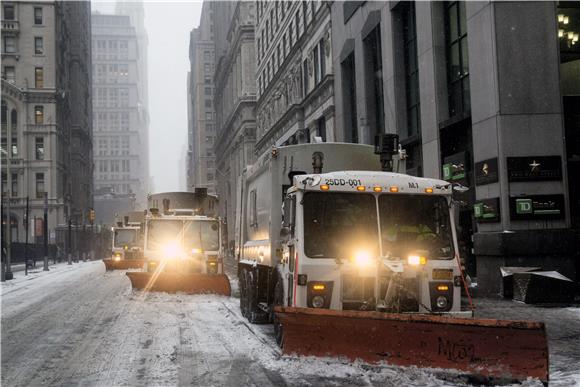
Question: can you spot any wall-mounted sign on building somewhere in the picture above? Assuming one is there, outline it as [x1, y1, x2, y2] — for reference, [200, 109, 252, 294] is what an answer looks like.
[507, 156, 562, 182]
[442, 152, 469, 184]
[509, 194, 565, 220]
[474, 197, 501, 222]
[474, 158, 498, 186]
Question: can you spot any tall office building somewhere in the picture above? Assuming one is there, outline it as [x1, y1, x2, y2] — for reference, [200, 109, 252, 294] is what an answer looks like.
[254, 0, 334, 156]
[187, 1, 216, 194]
[331, 1, 580, 294]
[91, 7, 149, 214]
[1, 1, 92, 245]
[213, 1, 257, 249]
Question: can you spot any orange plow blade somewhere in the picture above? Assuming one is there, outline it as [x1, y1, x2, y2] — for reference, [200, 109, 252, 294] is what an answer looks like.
[126, 272, 231, 296]
[102, 259, 145, 271]
[274, 307, 548, 384]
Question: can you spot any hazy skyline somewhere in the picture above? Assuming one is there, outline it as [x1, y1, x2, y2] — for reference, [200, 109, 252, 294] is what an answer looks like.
[92, 1, 203, 193]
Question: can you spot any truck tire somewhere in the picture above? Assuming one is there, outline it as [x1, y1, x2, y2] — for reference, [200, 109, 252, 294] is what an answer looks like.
[246, 270, 268, 324]
[272, 279, 284, 347]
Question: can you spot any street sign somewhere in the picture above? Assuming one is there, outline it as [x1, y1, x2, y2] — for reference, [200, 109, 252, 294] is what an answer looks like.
[474, 198, 501, 222]
[475, 158, 498, 186]
[507, 156, 562, 182]
[509, 194, 565, 220]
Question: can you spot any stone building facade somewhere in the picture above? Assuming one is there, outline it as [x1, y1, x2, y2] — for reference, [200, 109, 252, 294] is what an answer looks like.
[331, 1, 580, 294]
[213, 1, 257, 249]
[1, 1, 92, 245]
[91, 7, 149, 211]
[187, 1, 216, 194]
[255, 0, 334, 156]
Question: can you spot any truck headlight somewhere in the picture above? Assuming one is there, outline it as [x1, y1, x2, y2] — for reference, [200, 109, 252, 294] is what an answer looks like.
[436, 296, 448, 309]
[312, 295, 325, 308]
[353, 250, 372, 267]
[407, 255, 427, 266]
[191, 248, 202, 254]
[162, 241, 183, 259]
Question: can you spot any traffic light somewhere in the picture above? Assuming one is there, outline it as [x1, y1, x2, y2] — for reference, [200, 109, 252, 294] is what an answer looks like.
[89, 209, 96, 224]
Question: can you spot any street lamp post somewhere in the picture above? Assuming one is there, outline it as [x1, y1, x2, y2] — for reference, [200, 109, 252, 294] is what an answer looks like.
[43, 192, 49, 271]
[3, 120, 13, 281]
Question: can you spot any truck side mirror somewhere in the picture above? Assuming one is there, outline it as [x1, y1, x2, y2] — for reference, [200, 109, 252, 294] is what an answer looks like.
[282, 196, 296, 237]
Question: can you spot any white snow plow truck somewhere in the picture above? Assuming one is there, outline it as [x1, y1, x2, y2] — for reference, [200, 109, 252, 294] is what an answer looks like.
[103, 211, 145, 270]
[126, 190, 231, 296]
[236, 136, 548, 385]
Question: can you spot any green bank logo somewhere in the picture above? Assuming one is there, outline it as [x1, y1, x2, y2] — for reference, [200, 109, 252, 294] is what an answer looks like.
[516, 199, 533, 214]
[443, 164, 452, 180]
[474, 203, 483, 218]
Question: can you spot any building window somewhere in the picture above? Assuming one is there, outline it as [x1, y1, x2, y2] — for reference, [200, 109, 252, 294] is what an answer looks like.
[295, 11, 300, 38]
[35, 137, 44, 160]
[319, 39, 326, 79]
[34, 7, 43, 25]
[205, 112, 213, 121]
[364, 25, 385, 139]
[445, 1, 470, 117]
[34, 37, 43, 55]
[35, 173, 45, 199]
[403, 3, 421, 137]
[3, 36, 16, 53]
[205, 99, 212, 108]
[341, 52, 358, 143]
[35, 67, 43, 88]
[3, 66, 15, 83]
[204, 87, 212, 95]
[207, 173, 214, 181]
[11, 173, 17, 197]
[313, 47, 320, 85]
[34, 106, 44, 124]
[317, 115, 327, 142]
[303, 59, 309, 96]
[206, 124, 214, 132]
[3, 4, 15, 20]
[204, 76, 211, 84]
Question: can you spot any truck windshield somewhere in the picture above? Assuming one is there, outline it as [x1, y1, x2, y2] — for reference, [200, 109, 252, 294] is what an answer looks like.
[379, 195, 454, 259]
[303, 193, 379, 259]
[183, 221, 220, 251]
[146, 220, 183, 250]
[114, 229, 138, 247]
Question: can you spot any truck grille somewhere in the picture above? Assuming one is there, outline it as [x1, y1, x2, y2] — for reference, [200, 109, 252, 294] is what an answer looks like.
[342, 276, 375, 311]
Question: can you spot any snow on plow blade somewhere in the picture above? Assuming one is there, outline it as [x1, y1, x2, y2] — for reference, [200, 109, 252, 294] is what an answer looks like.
[102, 259, 145, 271]
[274, 307, 548, 385]
[126, 272, 231, 296]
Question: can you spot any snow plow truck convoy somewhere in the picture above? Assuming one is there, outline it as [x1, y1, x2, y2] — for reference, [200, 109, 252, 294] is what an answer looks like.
[234, 137, 549, 384]
[123, 137, 548, 384]
[126, 190, 231, 296]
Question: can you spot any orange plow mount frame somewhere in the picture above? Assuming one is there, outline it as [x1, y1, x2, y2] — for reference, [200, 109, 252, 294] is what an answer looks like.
[126, 271, 231, 296]
[274, 307, 548, 385]
[102, 259, 145, 271]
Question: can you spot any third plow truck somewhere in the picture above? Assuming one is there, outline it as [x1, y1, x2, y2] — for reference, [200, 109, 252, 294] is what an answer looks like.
[126, 190, 231, 296]
[102, 211, 145, 270]
[235, 136, 549, 384]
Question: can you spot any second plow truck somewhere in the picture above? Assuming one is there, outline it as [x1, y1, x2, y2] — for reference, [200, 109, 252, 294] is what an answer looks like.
[126, 190, 231, 296]
[103, 211, 145, 270]
[236, 137, 548, 384]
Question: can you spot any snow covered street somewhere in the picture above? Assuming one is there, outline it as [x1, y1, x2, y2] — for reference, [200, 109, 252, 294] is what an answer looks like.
[1, 260, 579, 386]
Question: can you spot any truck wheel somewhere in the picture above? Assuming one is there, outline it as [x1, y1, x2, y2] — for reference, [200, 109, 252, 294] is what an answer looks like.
[239, 269, 249, 318]
[246, 270, 268, 324]
[272, 279, 284, 347]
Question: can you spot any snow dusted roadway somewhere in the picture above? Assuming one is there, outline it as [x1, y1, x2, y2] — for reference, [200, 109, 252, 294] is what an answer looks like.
[2, 260, 579, 386]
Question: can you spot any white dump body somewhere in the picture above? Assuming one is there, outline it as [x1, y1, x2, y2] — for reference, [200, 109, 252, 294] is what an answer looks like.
[236, 143, 380, 268]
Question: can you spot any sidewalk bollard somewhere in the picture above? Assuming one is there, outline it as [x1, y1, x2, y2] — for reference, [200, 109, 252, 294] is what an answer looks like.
[82, 252, 87, 262]
[68, 253, 72, 265]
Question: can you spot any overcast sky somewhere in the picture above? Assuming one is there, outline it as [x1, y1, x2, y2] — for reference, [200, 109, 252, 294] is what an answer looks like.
[93, 1, 203, 193]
